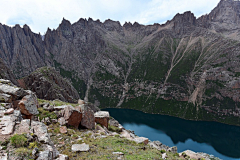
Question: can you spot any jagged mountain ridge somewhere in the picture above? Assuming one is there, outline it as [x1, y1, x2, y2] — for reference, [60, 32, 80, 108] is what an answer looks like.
[0, 0, 240, 125]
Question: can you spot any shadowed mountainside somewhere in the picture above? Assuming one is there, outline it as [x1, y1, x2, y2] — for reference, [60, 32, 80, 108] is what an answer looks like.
[0, 0, 240, 125]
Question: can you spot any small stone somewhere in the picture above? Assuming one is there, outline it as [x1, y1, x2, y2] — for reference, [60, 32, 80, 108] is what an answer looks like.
[58, 117, 66, 126]
[60, 126, 68, 134]
[162, 153, 167, 159]
[71, 143, 90, 152]
[54, 105, 67, 111]
[51, 119, 58, 123]
[112, 152, 124, 155]
[4, 108, 14, 115]
[78, 99, 85, 105]
[58, 154, 69, 160]
[32, 147, 39, 157]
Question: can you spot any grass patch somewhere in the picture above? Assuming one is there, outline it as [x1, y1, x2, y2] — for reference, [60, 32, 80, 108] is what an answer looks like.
[38, 99, 79, 107]
[14, 147, 32, 158]
[108, 125, 121, 133]
[10, 134, 27, 148]
[37, 107, 57, 121]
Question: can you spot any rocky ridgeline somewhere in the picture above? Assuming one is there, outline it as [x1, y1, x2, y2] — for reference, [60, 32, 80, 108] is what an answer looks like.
[0, 79, 219, 160]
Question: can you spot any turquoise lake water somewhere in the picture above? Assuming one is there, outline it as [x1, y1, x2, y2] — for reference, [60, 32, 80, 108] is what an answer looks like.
[104, 108, 240, 160]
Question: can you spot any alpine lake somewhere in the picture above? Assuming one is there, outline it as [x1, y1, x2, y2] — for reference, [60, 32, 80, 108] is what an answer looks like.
[103, 108, 240, 160]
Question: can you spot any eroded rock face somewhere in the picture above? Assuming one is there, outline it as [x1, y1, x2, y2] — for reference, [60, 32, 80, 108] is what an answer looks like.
[63, 105, 82, 128]
[94, 111, 109, 129]
[18, 92, 39, 116]
[80, 105, 95, 129]
[19, 67, 80, 103]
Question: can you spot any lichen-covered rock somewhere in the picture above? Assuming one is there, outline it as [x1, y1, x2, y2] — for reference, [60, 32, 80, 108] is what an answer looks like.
[63, 105, 82, 128]
[80, 105, 95, 129]
[94, 111, 109, 129]
[31, 121, 50, 144]
[18, 92, 39, 116]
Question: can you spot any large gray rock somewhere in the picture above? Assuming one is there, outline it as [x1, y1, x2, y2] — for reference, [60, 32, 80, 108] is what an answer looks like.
[0, 115, 15, 135]
[80, 105, 95, 129]
[63, 105, 82, 128]
[31, 121, 50, 143]
[0, 110, 22, 135]
[18, 92, 39, 116]
[71, 143, 90, 152]
[0, 82, 27, 100]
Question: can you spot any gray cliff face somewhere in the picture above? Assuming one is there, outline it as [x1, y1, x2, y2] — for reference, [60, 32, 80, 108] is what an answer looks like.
[18, 67, 80, 103]
[0, 24, 52, 78]
[198, 0, 240, 40]
[0, 0, 240, 125]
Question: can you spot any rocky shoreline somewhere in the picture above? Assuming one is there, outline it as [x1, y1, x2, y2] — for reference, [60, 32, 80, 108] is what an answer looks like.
[0, 79, 220, 159]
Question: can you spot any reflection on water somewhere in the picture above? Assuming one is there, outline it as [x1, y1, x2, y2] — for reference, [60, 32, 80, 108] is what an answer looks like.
[104, 108, 240, 160]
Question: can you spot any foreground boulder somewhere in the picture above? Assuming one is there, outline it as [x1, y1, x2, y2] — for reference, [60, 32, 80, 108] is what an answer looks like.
[80, 105, 95, 129]
[18, 92, 39, 118]
[0, 79, 27, 100]
[94, 111, 110, 129]
[63, 105, 82, 128]
[0, 110, 22, 135]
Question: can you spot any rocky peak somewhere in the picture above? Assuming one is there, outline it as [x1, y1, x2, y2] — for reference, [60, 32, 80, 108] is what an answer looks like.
[198, 0, 240, 31]
[123, 22, 133, 29]
[103, 19, 122, 31]
[210, 0, 240, 23]
[168, 11, 197, 35]
[172, 11, 197, 27]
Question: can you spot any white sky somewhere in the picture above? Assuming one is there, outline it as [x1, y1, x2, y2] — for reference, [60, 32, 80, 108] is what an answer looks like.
[0, 0, 220, 34]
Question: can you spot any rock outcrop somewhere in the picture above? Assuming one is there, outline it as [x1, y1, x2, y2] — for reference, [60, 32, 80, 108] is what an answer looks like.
[18, 67, 80, 103]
